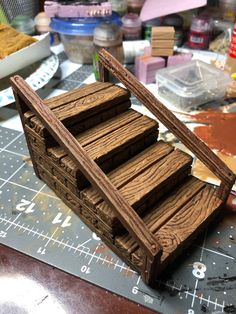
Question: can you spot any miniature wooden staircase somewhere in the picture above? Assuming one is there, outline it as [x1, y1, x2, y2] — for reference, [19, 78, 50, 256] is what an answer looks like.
[10, 49, 235, 286]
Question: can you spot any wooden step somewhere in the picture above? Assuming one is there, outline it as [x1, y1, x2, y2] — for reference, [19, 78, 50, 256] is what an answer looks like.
[46, 109, 142, 161]
[47, 115, 158, 181]
[130, 185, 222, 271]
[92, 149, 193, 233]
[81, 141, 174, 209]
[115, 176, 206, 256]
[24, 82, 131, 137]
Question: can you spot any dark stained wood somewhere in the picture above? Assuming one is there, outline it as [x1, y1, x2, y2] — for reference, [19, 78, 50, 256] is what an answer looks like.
[96, 149, 192, 230]
[51, 115, 158, 179]
[98, 49, 236, 201]
[47, 110, 143, 162]
[115, 176, 206, 255]
[24, 81, 113, 122]
[131, 185, 222, 272]
[10, 50, 233, 286]
[27, 84, 131, 137]
[10, 75, 162, 285]
[81, 141, 174, 209]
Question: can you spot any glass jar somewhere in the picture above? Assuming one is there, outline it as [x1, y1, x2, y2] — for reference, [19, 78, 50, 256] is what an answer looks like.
[142, 17, 162, 41]
[121, 13, 142, 40]
[93, 22, 124, 80]
[188, 16, 213, 50]
[219, 0, 236, 22]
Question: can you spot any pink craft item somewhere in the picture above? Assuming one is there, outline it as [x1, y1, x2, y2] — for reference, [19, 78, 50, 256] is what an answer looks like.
[140, 0, 207, 21]
[135, 55, 165, 84]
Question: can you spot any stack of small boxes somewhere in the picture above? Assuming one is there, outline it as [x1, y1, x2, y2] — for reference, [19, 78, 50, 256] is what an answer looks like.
[134, 26, 192, 84]
[151, 26, 175, 57]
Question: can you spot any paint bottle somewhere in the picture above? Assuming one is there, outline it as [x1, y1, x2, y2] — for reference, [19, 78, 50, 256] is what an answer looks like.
[162, 14, 184, 47]
[127, 0, 145, 14]
[187, 15, 213, 49]
[108, 0, 128, 16]
[224, 24, 236, 74]
[93, 22, 124, 80]
[121, 13, 142, 40]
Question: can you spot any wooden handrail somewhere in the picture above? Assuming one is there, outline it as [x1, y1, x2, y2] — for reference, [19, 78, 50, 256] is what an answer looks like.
[98, 49, 236, 201]
[10, 75, 162, 273]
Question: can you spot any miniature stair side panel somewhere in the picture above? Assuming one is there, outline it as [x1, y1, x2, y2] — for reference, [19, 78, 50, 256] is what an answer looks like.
[98, 49, 236, 201]
[10, 75, 162, 284]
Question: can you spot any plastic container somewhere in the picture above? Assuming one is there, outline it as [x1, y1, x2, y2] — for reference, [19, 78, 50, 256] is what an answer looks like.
[93, 22, 123, 80]
[156, 60, 232, 111]
[121, 13, 142, 40]
[11, 15, 35, 35]
[50, 12, 121, 64]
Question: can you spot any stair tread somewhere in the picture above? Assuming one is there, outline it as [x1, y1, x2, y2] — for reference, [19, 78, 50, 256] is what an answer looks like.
[56, 115, 158, 177]
[81, 140, 174, 209]
[131, 185, 221, 269]
[47, 109, 142, 161]
[26, 83, 131, 136]
[96, 149, 192, 228]
[115, 176, 206, 254]
[24, 82, 113, 122]
[157, 186, 221, 263]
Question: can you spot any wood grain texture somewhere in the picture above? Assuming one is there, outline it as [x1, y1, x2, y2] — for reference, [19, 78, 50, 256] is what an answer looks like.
[131, 186, 222, 270]
[151, 48, 174, 57]
[98, 49, 236, 200]
[25, 102, 128, 146]
[57, 115, 158, 178]
[31, 130, 157, 190]
[96, 149, 192, 229]
[11, 51, 232, 286]
[28, 84, 131, 137]
[81, 141, 174, 209]
[24, 82, 113, 121]
[152, 40, 175, 48]
[47, 109, 142, 161]
[152, 26, 175, 39]
[11, 76, 162, 285]
[115, 176, 206, 255]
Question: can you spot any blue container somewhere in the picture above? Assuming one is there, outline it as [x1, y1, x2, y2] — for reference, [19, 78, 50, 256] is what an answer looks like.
[50, 12, 121, 64]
